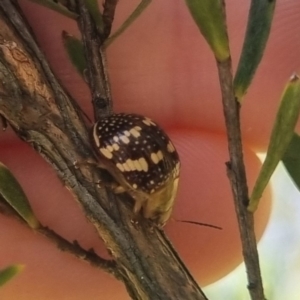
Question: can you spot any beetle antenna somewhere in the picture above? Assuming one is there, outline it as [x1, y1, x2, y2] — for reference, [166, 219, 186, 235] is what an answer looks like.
[175, 219, 222, 230]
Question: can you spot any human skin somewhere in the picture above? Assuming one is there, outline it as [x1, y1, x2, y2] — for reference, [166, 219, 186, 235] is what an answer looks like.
[0, 0, 299, 299]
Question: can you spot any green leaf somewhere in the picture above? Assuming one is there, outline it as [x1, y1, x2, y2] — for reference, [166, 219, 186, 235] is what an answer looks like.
[62, 31, 86, 78]
[104, 0, 152, 48]
[85, 0, 104, 32]
[185, 0, 230, 62]
[0, 265, 24, 287]
[0, 162, 39, 229]
[234, 0, 276, 102]
[249, 74, 300, 212]
[282, 133, 300, 191]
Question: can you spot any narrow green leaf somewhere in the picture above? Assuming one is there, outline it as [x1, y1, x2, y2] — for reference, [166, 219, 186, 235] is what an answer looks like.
[0, 162, 39, 228]
[0, 265, 24, 287]
[105, 0, 152, 48]
[249, 74, 300, 212]
[185, 0, 230, 62]
[234, 0, 276, 102]
[282, 133, 300, 191]
[85, 0, 104, 32]
[62, 31, 86, 78]
[28, 0, 78, 19]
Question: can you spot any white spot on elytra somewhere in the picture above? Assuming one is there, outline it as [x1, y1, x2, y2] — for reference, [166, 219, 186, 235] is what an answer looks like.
[106, 145, 113, 152]
[123, 162, 130, 172]
[120, 135, 130, 144]
[157, 150, 163, 161]
[112, 143, 120, 151]
[113, 136, 119, 142]
[124, 130, 130, 137]
[116, 163, 124, 172]
[151, 153, 159, 164]
[129, 128, 140, 138]
[142, 117, 156, 126]
[167, 141, 175, 153]
[100, 148, 113, 159]
[151, 150, 164, 164]
[133, 160, 142, 171]
[125, 159, 136, 171]
[139, 157, 148, 172]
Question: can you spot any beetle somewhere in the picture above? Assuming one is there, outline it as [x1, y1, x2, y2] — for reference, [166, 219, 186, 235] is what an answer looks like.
[91, 113, 180, 227]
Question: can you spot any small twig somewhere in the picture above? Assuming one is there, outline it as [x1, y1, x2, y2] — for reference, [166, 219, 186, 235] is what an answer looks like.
[37, 226, 118, 275]
[217, 59, 265, 299]
[76, 0, 112, 120]
[0, 198, 118, 276]
[102, 0, 119, 40]
[214, 2, 265, 299]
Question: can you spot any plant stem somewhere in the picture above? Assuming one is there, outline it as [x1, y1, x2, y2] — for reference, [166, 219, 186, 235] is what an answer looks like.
[102, 0, 119, 40]
[217, 58, 265, 300]
[0, 198, 117, 275]
[76, 0, 113, 120]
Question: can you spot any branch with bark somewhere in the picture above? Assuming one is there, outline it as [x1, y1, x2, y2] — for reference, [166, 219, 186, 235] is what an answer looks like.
[0, 1, 207, 299]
